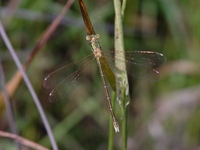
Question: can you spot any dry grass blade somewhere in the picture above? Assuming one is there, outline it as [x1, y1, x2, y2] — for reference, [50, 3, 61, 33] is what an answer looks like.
[0, 130, 49, 150]
[0, 60, 21, 149]
[0, 0, 74, 111]
[24, 0, 75, 68]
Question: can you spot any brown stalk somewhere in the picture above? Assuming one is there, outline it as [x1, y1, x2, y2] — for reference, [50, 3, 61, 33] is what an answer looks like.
[0, 130, 49, 150]
[0, 0, 74, 111]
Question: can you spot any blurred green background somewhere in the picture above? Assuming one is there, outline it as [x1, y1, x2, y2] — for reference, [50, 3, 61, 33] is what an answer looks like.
[1, 0, 200, 149]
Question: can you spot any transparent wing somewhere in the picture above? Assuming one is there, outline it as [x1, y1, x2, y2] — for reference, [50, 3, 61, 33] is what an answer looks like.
[124, 50, 166, 67]
[43, 50, 166, 102]
[102, 50, 166, 80]
[43, 54, 95, 102]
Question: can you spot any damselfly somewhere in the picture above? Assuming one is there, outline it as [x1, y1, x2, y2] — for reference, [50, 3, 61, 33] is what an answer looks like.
[43, 34, 166, 132]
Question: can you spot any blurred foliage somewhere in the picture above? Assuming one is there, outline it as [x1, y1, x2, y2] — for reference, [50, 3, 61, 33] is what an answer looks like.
[1, 0, 200, 149]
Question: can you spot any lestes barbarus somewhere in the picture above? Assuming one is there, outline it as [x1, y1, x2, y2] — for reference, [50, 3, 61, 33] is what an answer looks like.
[43, 33, 166, 132]
[44, 0, 166, 132]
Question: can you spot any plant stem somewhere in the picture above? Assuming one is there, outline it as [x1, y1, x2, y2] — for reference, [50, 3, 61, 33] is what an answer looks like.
[113, 0, 129, 149]
[108, 92, 116, 150]
[0, 21, 58, 150]
[121, 0, 127, 17]
[121, 84, 128, 150]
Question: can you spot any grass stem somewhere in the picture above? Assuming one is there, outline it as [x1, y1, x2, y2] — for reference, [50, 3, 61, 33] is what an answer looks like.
[108, 92, 116, 150]
[113, 0, 129, 149]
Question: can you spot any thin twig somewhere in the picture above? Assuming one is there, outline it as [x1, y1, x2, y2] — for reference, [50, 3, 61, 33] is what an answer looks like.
[0, 0, 75, 110]
[0, 130, 49, 150]
[0, 21, 58, 150]
[24, 0, 75, 68]
[0, 61, 21, 150]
